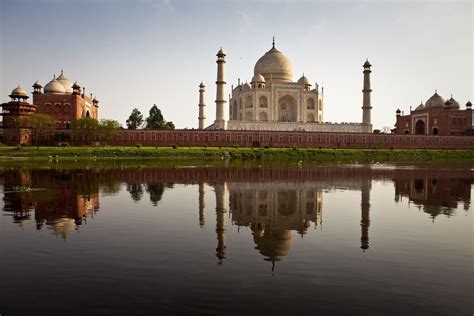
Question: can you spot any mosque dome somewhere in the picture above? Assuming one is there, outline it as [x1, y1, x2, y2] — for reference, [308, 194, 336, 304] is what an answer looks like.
[425, 91, 445, 108]
[10, 85, 28, 98]
[56, 71, 73, 93]
[44, 77, 66, 94]
[254, 44, 293, 83]
[251, 73, 266, 83]
[414, 101, 424, 111]
[297, 75, 310, 85]
[447, 96, 460, 109]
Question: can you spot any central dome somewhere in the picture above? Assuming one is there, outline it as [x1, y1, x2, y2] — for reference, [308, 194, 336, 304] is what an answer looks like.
[254, 45, 293, 83]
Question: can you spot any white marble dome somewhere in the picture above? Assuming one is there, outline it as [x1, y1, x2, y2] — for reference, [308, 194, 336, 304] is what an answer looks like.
[44, 77, 66, 94]
[254, 46, 293, 83]
[56, 71, 73, 93]
[297, 75, 310, 85]
[251, 73, 266, 83]
[425, 91, 445, 108]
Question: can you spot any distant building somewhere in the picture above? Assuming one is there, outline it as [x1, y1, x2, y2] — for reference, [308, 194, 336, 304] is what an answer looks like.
[394, 91, 472, 136]
[32, 70, 99, 129]
[201, 39, 373, 133]
[1, 71, 100, 144]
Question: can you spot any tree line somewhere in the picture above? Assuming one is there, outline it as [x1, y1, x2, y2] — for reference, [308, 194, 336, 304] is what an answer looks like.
[14, 104, 174, 145]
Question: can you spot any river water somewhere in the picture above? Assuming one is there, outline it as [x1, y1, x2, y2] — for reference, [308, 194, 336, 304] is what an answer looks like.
[0, 162, 472, 315]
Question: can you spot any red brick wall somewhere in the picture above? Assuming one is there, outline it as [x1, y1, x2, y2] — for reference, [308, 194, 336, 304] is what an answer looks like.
[33, 93, 98, 128]
[67, 129, 474, 149]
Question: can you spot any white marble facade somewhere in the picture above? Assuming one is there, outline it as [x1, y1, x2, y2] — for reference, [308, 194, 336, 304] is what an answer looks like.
[204, 40, 372, 133]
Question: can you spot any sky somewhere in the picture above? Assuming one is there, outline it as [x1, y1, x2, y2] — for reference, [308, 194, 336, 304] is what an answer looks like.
[0, 0, 472, 130]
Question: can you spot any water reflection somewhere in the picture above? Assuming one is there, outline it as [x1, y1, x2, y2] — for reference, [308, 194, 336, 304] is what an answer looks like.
[2, 165, 472, 257]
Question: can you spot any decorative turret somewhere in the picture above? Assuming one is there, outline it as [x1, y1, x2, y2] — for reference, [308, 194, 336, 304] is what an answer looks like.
[466, 101, 472, 110]
[198, 81, 206, 129]
[362, 59, 372, 131]
[9, 85, 29, 102]
[298, 74, 311, 91]
[72, 81, 81, 95]
[32, 80, 43, 94]
[214, 47, 227, 129]
[396, 108, 401, 117]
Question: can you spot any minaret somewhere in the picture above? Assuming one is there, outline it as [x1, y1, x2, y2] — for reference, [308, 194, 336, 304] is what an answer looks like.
[214, 183, 228, 264]
[360, 179, 371, 251]
[198, 182, 205, 227]
[214, 48, 227, 129]
[362, 59, 373, 132]
[198, 82, 206, 129]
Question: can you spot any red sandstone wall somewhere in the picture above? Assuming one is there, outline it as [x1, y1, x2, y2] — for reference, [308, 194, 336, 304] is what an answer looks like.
[66, 129, 474, 149]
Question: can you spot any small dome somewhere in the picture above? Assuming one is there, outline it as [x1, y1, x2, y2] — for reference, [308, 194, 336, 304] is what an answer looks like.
[447, 96, 460, 109]
[466, 101, 472, 108]
[425, 91, 445, 108]
[72, 81, 81, 88]
[44, 77, 66, 94]
[199, 81, 205, 88]
[56, 71, 73, 93]
[414, 101, 424, 111]
[297, 74, 310, 86]
[10, 85, 28, 98]
[363, 59, 371, 67]
[32, 80, 42, 88]
[254, 45, 293, 83]
[242, 82, 250, 89]
[251, 73, 266, 83]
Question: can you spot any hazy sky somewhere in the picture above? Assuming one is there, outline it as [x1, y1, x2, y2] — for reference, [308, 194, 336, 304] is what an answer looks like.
[1, 0, 472, 129]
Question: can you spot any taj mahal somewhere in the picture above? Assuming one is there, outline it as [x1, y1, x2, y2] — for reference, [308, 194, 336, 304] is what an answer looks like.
[199, 39, 373, 133]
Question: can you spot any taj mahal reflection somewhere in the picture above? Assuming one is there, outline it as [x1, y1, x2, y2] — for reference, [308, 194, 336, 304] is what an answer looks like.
[1, 166, 471, 266]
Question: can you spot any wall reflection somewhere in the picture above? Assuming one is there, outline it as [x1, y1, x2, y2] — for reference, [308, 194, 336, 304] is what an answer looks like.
[1, 166, 471, 263]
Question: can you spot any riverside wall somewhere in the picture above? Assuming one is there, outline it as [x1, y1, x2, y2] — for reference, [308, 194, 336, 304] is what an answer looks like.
[67, 129, 474, 149]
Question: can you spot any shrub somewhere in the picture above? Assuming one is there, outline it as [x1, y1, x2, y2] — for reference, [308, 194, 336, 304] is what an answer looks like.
[172, 145, 178, 149]
[135, 144, 142, 148]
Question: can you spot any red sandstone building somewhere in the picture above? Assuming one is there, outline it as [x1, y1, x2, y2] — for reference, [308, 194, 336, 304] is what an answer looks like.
[394, 91, 473, 136]
[1, 71, 99, 144]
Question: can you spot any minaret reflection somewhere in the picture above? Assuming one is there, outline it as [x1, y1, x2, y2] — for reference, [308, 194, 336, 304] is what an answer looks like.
[198, 182, 206, 227]
[214, 183, 228, 264]
[360, 179, 371, 251]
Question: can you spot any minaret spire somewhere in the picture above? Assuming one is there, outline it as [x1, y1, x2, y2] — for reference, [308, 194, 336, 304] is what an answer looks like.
[198, 81, 206, 129]
[362, 59, 373, 132]
[272, 36, 275, 48]
[214, 48, 227, 129]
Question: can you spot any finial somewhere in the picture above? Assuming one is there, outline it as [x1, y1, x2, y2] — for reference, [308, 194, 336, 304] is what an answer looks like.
[53, 74, 56, 80]
[435, 89, 437, 93]
[61, 69, 64, 75]
[272, 36, 275, 48]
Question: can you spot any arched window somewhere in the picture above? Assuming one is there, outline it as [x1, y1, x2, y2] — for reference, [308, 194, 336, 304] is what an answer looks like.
[307, 98, 315, 110]
[258, 112, 268, 121]
[245, 96, 253, 108]
[232, 101, 238, 120]
[63, 104, 71, 114]
[307, 113, 315, 122]
[259, 96, 268, 108]
[245, 111, 253, 121]
[65, 122, 71, 129]
[318, 99, 322, 111]
[86, 111, 90, 118]
[432, 127, 438, 135]
[415, 119, 425, 135]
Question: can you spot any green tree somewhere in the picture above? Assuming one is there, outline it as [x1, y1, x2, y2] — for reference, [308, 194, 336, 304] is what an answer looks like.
[145, 104, 175, 129]
[126, 108, 144, 129]
[97, 119, 122, 145]
[17, 113, 55, 145]
[72, 117, 99, 145]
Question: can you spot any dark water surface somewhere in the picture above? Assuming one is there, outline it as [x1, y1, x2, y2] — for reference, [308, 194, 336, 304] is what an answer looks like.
[0, 162, 472, 315]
